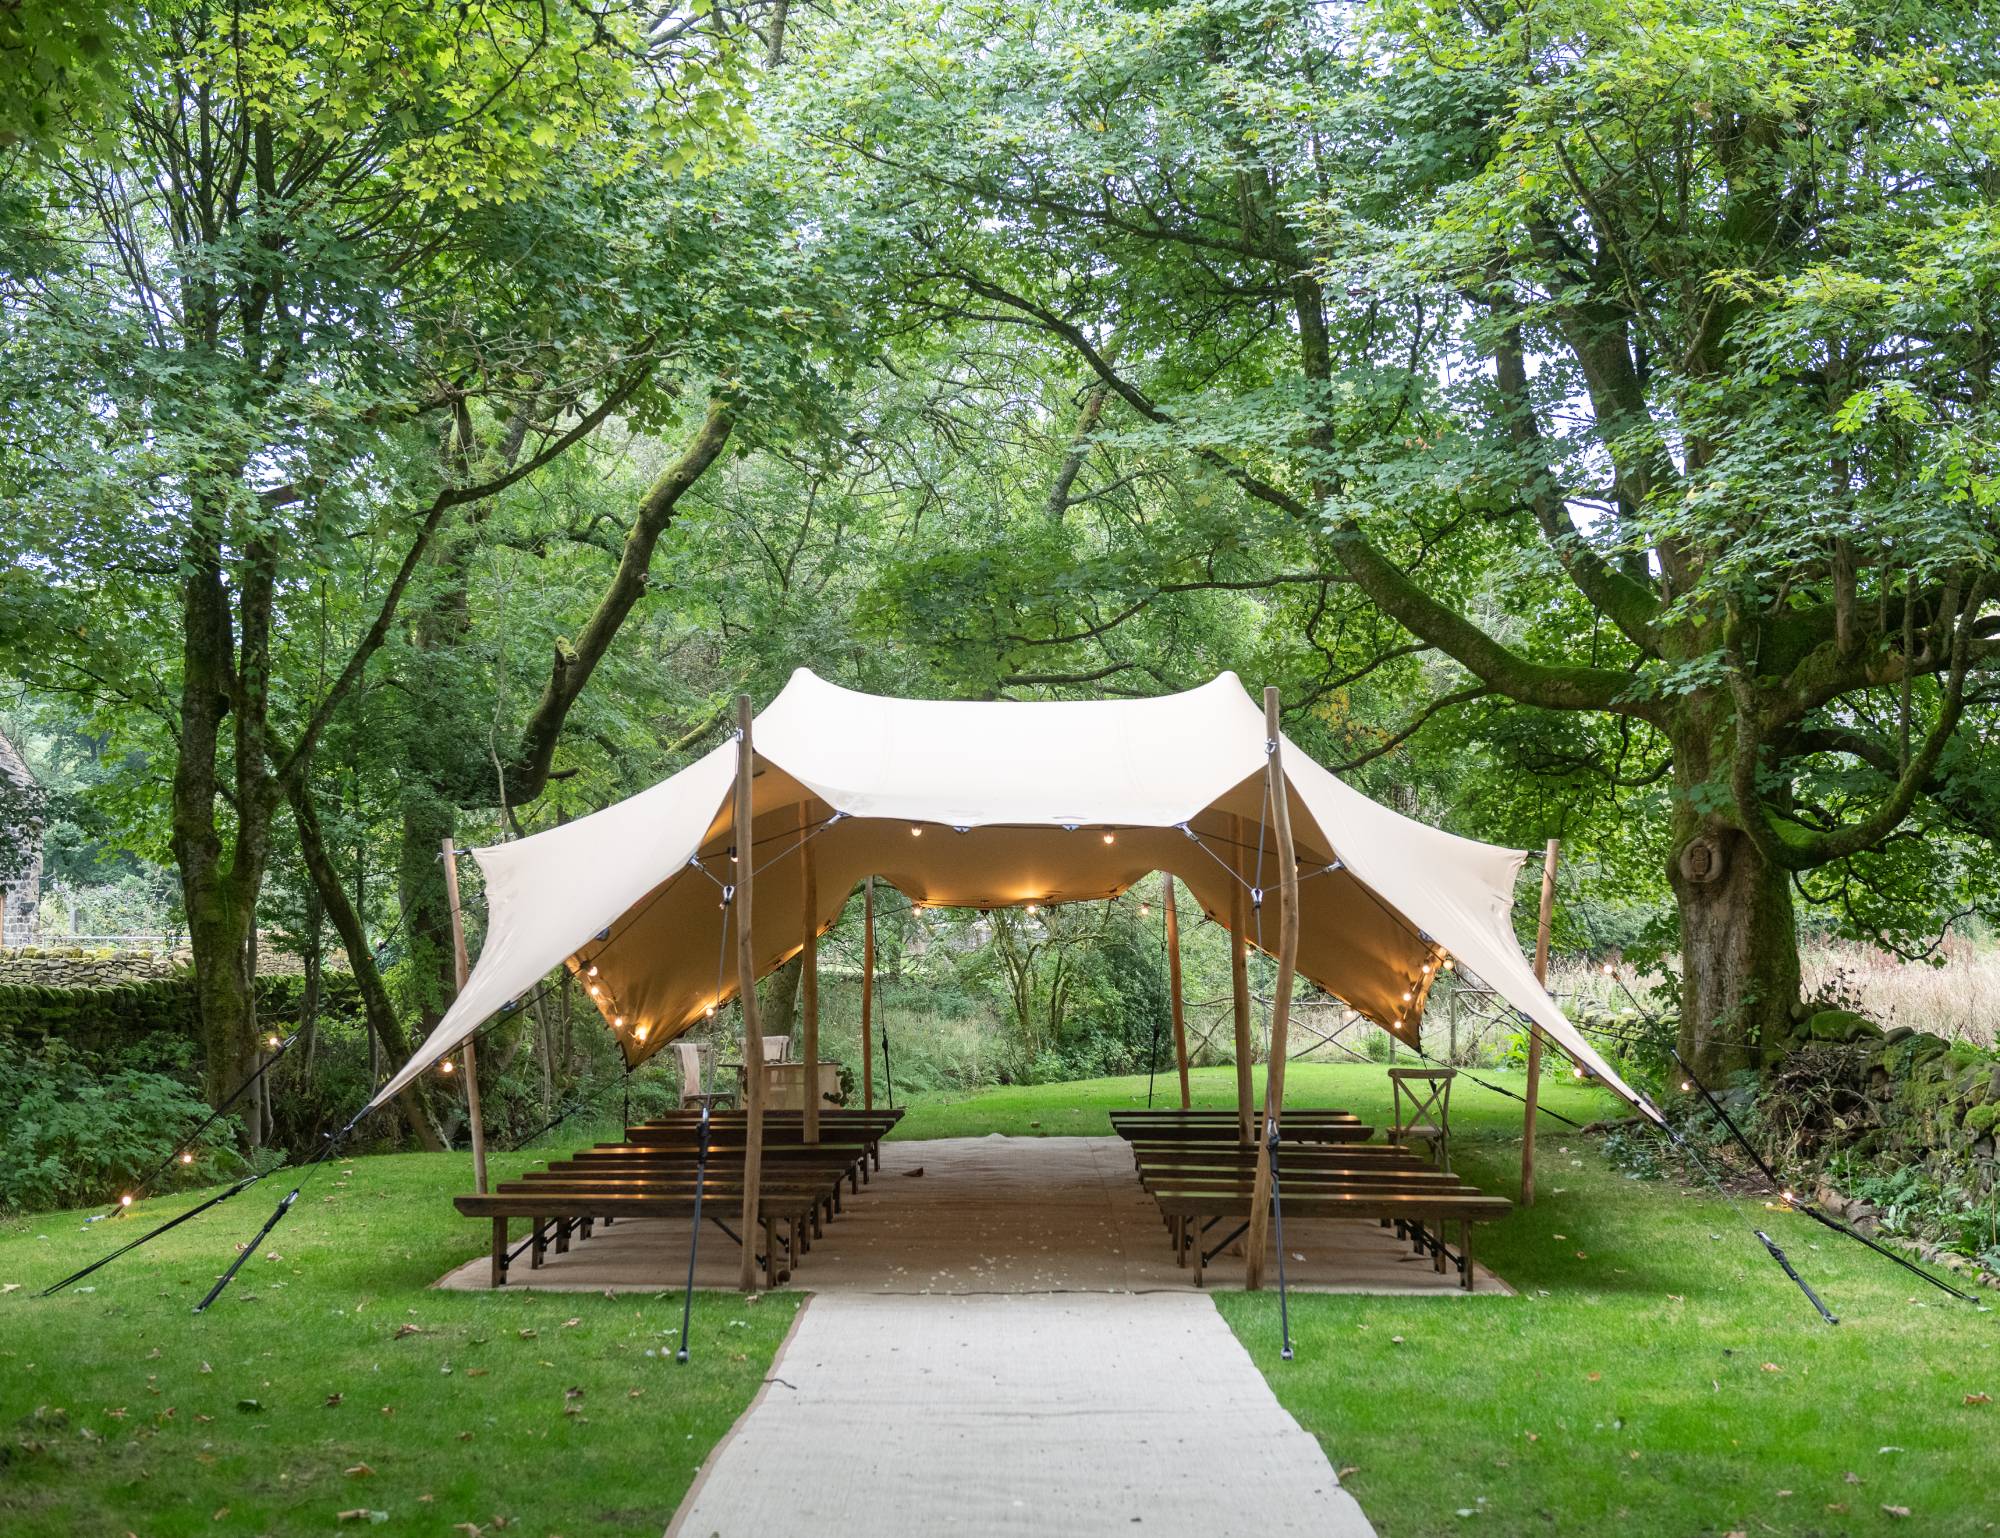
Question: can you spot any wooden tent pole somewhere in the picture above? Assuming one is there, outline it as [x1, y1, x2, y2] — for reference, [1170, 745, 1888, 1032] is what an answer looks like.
[800, 802, 820, 1144]
[1522, 838, 1559, 1208]
[1228, 816, 1253, 1145]
[440, 837, 486, 1195]
[861, 877, 875, 1111]
[1163, 872, 1190, 1108]
[1244, 688, 1301, 1291]
[734, 696, 766, 1290]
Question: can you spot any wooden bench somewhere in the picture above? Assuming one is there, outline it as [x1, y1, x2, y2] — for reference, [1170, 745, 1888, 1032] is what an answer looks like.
[1150, 1181, 1511, 1289]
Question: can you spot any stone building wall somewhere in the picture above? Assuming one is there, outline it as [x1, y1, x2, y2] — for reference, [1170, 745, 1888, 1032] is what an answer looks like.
[0, 730, 41, 947]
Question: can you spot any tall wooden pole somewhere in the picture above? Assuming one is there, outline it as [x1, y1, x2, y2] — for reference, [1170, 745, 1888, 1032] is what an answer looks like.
[1228, 815, 1254, 1146]
[440, 837, 487, 1195]
[734, 696, 766, 1290]
[861, 877, 875, 1111]
[1522, 838, 1560, 1208]
[1163, 872, 1190, 1108]
[799, 802, 820, 1144]
[1244, 689, 1301, 1290]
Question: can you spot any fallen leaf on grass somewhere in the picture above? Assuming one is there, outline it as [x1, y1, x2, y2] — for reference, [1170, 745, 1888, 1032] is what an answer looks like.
[1760, 1363, 1782, 1373]
[211, 1509, 228, 1521]
[1964, 1392, 1991, 1406]
[1844, 1472, 1862, 1485]
[1825, 1503, 1848, 1514]
[2, 1283, 20, 1294]
[1524, 1432, 1539, 1443]
[235, 1399, 261, 1413]
[1336, 1465, 1359, 1478]
[346, 1464, 374, 1478]
[464, 1368, 488, 1378]
[336, 1511, 387, 1524]
[393, 1324, 423, 1340]
[561, 1318, 580, 1329]
[325, 1393, 343, 1407]
[1882, 1506, 1911, 1519]
[516, 1329, 537, 1340]
[199, 1361, 212, 1374]
[1585, 1372, 1601, 1383]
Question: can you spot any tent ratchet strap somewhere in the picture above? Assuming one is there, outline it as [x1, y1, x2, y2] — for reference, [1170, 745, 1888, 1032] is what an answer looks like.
[1268, 1121, 1294, 1361]
[677, 1097, 716, 1364]
[1756, 1229, 1839, 1325]
[194, 1104, 372, 1314]
[43, 1170, 272, 1297]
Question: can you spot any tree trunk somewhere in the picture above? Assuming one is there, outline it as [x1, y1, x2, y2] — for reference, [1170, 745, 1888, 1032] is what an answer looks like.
[756, 953, 804, 1048]
[290, 780, 446, 1149]
[1667, 709, 1801, 1081]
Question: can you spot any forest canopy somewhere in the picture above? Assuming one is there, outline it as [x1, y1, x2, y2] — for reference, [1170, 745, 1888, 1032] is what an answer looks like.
[2, 0, 1998, 1137]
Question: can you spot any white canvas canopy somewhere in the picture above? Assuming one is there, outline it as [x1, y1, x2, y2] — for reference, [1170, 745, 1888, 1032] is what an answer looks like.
[370, 669, 1658, 1121]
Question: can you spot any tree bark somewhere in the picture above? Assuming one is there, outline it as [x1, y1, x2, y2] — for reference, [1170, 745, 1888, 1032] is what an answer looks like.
[288, 779, 446, 1149]
[1667, 708, 1800, 1081]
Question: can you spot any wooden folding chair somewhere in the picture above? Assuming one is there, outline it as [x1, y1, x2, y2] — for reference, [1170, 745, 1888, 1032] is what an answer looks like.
[1386, 1067, 1455, 1172]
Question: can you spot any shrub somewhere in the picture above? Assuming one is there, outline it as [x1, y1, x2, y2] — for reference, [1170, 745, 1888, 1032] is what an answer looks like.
[0, 1036, 230, 1212]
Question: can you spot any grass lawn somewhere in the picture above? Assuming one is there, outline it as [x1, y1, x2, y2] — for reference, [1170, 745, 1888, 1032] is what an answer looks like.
[3, 1063, 1995, 1537]
[0, 1149, 796, 1538]
[899, 1066, 2000, 1536]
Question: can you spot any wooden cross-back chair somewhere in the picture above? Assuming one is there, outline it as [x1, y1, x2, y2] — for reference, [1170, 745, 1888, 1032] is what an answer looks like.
[1386, 1067, 1455, 1172]
[672, 1040, 718, 1109]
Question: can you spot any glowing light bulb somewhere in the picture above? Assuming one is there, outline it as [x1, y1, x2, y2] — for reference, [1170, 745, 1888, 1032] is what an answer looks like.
[1443, 959, 1455, 972]
[910, 826, 923, 837]
[1138, 903, 1151, 917]
[266, 1033, 281, 1049]
[587, 964, 599, 978]
[1101, 832, 1115, 845]
[613, 1015, 625, 1027]
[120, 1193, 133, 1207]
[1782, 1189, 1796, 1204]
[590, 984, 602, 997]
[1422, 962, 1433, 974]
[1025, 904, 1039, 915]
[440, 1058, 455, 1075]
[1572, 1067, 1585, 1079]
[1601, 962, 1615, 976]
[1402, 990, 1413, 1002]
[634, 1024, 649, 1043]
[705, 1004, 717, 1018]
[180, 1151, 194, 1165]
[1680, 1079, 1692, 1092]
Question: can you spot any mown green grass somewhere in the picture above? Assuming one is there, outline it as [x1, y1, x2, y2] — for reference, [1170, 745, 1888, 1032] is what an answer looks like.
[885, 1060, 1611, 1141]
[5, 1065, 1996, 1538]
[0, 1150, 796, 1538]
[895, 1066, 2000, 1537]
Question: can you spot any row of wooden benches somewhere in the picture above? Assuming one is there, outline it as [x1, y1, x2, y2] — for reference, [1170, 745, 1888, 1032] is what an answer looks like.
[453, 1108, 905, 1288]
[1108, 1109, 1511, 1289]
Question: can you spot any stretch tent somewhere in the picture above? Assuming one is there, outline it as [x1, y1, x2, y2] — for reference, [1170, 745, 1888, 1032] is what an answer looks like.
[369, 669, 1656, 1121]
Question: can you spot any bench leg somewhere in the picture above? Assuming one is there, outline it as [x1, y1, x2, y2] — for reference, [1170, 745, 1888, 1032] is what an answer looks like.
[531, 1219, 547, 1269]
[1460, 1220, 1474, 1292]
[491, 1218, 507, 1288]
[1193, 1223, 1205, 1287]
[1434, 1213, 1447, 1273]
[554, 1216, 571, 1255]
